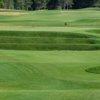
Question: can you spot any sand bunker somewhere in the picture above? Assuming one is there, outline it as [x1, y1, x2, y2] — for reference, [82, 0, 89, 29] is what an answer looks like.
[0, 9, 13, 10]
[0, 9, 24, 11]
[0, 26, 34, 28]
[0, 12, 29, 15]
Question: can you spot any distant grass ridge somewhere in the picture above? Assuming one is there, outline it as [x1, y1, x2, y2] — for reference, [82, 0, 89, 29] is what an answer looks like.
[1, 8, 100, 28]
[86, 66, 100, 74]
[0, 31, 100, 50]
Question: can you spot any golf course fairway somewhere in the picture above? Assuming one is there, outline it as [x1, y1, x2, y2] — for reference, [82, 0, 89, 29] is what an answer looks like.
[0, 8, 100, 100]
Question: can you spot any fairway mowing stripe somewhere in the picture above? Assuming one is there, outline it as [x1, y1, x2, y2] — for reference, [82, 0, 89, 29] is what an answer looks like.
[0, 90, 100, 92]
[70, 23, 100, 26]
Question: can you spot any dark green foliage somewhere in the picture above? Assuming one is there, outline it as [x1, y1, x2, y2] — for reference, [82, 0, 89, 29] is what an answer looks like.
[1, 0, 99, 10]
[0, 0, 4, 8]
[25, 0, 33, 11]
[73, 0, 97, 9]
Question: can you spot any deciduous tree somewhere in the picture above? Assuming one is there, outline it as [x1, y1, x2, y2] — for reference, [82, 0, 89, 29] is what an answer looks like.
[58, 0, 73, 9]
[25, 0, 32, 11]
[0, 0, 4, 8]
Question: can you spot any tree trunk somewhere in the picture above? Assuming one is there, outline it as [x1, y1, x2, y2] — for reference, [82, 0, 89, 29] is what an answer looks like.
[64, 2, 65, 9]
[67, 2, 68, 10]
[26, 6, 28, 11]
[4, 0, 7, 9]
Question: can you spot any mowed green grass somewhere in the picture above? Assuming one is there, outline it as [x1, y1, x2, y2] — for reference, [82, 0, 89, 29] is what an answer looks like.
[0, 8, 100, 100]
[0, 7, 100, 28]
[0, 50, 100, 100]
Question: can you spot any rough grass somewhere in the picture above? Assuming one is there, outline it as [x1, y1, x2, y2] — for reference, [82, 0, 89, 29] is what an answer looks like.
[0, 31, 91, 37]
[0, 31, 99, 50]
[86, 29, 100, 34]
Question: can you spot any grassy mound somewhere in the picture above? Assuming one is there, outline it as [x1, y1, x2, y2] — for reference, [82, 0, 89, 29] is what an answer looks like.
[0, 31, 99, 50]
[86, 29, 100, 34]
[86, 66, 100, 74]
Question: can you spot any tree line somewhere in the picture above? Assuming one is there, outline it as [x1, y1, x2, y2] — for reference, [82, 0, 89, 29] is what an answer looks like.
[0, 0, 100, 10]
